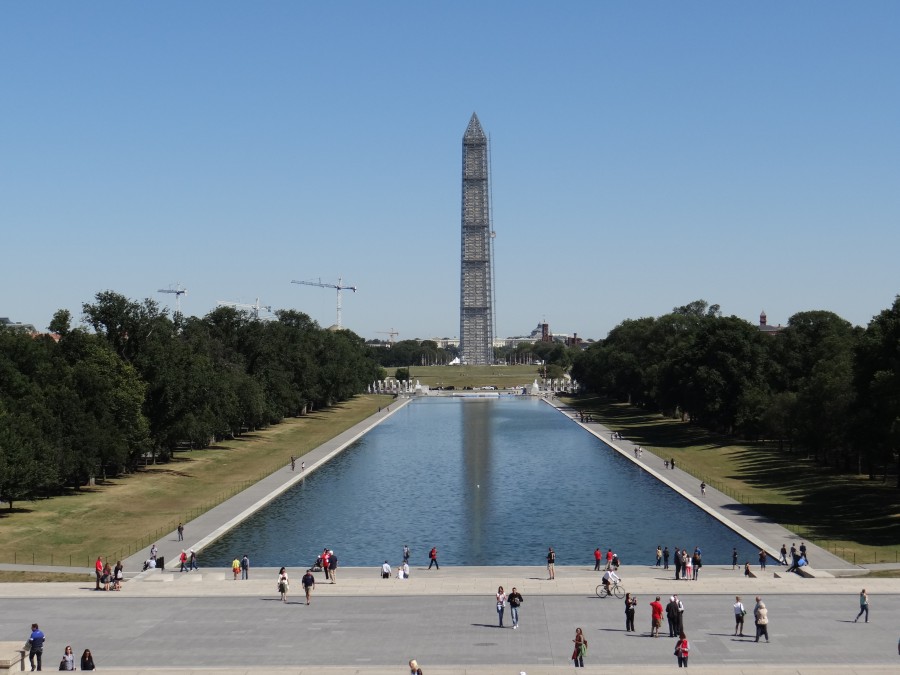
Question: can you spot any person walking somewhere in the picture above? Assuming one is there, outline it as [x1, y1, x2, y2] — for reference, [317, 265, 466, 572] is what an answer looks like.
[854, 589, 869, 623]
[650, 596, 664, 637]
[674, 631, 690, 668]
[571, 627, 587, 667]
[277, 567, 289, 603]
[241, 554, 250, 580]
[59, 645, 75, 671]
[508, 587, 523, 629]
[754, 596, 769, 642]
[177, 522, 184, 541]
[179, 550, 188, 573]
[428, 547, 439, 570]
[624, 592, 637, 632]
[495, 586, 507, 628]
[779, 543, 788, 565]
[189, 549, 198, 571]
[301, 568, 315, 605]
[547, 546, 556, 579]
[732, 547, 739, 570]
[290, 455, 295, 471]
[80, 649, 96, 671]
[231, 556, 241, 580]
[27, 623, 45, 672]
[733, 595, 746, 636]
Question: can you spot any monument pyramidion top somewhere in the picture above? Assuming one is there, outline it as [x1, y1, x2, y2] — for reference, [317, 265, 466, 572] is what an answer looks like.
[464, 112, 486, 140]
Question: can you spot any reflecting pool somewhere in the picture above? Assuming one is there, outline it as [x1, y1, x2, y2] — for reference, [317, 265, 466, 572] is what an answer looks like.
[203, 397, 755, 567]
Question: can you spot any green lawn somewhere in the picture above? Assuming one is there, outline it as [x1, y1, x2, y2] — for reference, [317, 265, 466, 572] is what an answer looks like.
[0, 394, 393, 573]
[563, 396, 900, 566]
[400, 364, 541, 389]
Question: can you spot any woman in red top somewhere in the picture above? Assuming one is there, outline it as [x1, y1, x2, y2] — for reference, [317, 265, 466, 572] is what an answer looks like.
[674, 631, 689, 668]
[571, 627, 587, 667]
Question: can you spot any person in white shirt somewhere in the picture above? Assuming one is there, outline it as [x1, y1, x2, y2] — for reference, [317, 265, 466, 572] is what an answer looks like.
[381, 561, 391, 579]
[601, 569, 620, 592]
[733, 595, 746, 636]
[402, 562, 410, 579]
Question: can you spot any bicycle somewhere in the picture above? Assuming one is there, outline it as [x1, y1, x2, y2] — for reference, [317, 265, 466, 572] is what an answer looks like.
[596, 580, 625, 598]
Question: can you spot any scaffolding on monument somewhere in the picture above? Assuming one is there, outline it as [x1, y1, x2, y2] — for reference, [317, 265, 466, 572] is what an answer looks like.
[459, 112, 494, 365]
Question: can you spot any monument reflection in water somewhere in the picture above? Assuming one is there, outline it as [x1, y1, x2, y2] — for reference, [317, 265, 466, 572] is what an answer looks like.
[203, 397, 754, 567]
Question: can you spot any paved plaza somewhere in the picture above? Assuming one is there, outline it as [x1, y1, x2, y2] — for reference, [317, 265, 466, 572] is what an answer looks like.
[2, 396, 898, 673]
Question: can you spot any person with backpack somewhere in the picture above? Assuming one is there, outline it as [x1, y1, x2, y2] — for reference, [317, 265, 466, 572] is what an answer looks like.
[428, 547, 439, 570]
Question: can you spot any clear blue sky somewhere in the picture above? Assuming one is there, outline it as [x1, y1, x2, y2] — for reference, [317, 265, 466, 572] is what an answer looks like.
[2, 1, 898, 340]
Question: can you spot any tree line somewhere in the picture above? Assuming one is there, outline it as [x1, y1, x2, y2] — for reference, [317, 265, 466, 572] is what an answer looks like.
[0, 291, 383, 506]
[571, 299, 900, 486]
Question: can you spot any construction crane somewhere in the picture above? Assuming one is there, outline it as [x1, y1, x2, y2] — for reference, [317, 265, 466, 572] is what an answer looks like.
[157, 282, 187, 315]
[216, 298, 272, 320]
[375, 328, 399, 344]
[291, 276, 357, 329]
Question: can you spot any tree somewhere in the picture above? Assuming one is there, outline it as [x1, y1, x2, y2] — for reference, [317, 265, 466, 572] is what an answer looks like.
[853, 297, 900, 486]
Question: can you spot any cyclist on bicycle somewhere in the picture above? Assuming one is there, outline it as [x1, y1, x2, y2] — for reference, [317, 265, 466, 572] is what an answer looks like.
[602, 568, 620, 593]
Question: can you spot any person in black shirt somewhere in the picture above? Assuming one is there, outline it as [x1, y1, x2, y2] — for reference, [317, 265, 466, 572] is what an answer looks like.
[301, 569, 316, 605]
[508, 588, 524, 629]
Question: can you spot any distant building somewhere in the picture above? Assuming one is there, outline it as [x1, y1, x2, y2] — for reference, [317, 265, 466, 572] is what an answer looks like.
[0, 317, 37, 332]
[757, 310, 784, 335]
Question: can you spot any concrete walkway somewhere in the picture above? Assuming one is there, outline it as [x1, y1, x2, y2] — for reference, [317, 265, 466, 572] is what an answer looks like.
[545, 399, 855, 573]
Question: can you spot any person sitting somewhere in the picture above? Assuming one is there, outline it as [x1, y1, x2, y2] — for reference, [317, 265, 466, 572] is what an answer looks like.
[142, 558, 156, 571]
[601, 569, 620, 591]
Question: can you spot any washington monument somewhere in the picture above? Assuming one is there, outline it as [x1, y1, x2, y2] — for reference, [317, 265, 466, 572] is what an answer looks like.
[459, 113, 494, 365]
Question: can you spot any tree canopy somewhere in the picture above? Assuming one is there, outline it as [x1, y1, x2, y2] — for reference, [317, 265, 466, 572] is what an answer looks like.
[0, 291, 381, 506]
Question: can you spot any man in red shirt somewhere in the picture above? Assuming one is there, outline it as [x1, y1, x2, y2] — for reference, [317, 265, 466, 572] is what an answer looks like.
[605, 549, 614, 570]
[593, 548, 602, 571]
[650, 596, 664, 637]
[94, 556, 104, 590]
